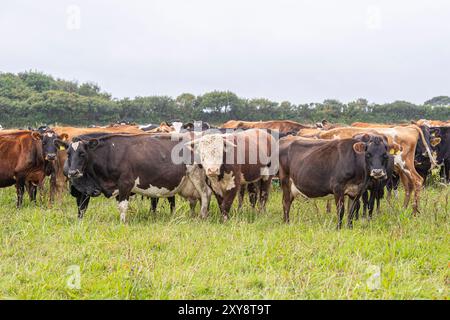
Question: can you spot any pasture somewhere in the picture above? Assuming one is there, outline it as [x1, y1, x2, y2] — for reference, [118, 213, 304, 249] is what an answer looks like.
[0, 183, 448, 300]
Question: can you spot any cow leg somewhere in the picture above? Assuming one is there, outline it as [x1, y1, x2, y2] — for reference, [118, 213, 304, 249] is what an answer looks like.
[189, 199, 197, 216]
[362, 190, 369, 218]
[353, 198, 361, 221]
[335, 194, 345, 230]
[247, 183, 258, 209]
[49, 171, 57, 204]
[199, 188, 212, 219]
[15, 177, 26, 208]
[238, 186, 246, 208]
[27, 182, 37, 203]
[76, 194, 91, 219]
[398, 171, 413, 209]
[347, 196, 360, 228]
[326, 200, 332, 213]
[281, 181, 293, 223]
[150, 197, 158, 213]
[258, 178, 271, 213]
[220, 187, 239, 221]
[368, 189, 377, 220]
[168, 196, 176, 214]
[411, 173, 423, 215]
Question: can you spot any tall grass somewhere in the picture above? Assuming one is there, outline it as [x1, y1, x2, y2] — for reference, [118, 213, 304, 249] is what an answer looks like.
[0, 184, 448, 299]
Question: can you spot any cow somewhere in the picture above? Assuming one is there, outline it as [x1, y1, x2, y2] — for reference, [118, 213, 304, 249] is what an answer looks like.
[58, 132, 177, 218]
[415, 119, 450, 127]
[433, 126, 450, 183]
[55, 133, 211, 222]
[318, 125, 437, 214]
[44, 125, 145, 201]
[351, 121, 441, 185]
[0, 130, 46, 207]
[279, 136, 390, 228]
[187, 129, 278, 220]
[352, 133, 396, 219]
[221, 120, 313, 134]
[182, 121, 213, 131]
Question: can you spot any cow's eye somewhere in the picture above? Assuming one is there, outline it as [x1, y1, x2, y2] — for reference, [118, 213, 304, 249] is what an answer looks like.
[79, 152, 86, 157]
[366, 153, 372, 158]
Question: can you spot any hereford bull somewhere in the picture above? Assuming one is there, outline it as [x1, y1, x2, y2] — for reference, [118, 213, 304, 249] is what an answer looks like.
[55, 133, 211, 222]
[279, 136, 390, 228]
[187, 129, 278, 220]
[0, 130, 46, 207]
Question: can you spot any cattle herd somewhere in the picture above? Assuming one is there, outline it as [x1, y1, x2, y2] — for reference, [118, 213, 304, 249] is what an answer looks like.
[0, 118, 449, 229]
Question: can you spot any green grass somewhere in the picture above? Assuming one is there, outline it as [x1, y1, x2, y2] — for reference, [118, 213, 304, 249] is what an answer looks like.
[0, 184, 448, 299]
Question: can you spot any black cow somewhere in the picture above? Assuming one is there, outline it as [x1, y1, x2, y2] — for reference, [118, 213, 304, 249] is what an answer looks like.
[55, 133, 211, 222]
[434, 126, 450, 183]
[279, 137, 390, 229]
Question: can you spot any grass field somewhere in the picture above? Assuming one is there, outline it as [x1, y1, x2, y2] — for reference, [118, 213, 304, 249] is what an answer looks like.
[0, 183, 448, 299]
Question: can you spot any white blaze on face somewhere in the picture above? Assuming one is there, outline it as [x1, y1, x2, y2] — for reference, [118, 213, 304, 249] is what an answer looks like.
[46, 132, 54, 137]
[196, 134, 225, 176]
[71, 141, 80, 151]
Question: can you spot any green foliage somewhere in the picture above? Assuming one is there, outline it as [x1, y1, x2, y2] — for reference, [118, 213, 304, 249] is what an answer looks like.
[0, 71, 449, 128]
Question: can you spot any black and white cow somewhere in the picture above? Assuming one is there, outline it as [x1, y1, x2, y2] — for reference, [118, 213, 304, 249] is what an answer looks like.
[55, 133, 211, 222]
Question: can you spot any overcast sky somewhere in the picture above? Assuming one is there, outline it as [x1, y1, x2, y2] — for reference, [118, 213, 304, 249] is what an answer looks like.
[1, 0, 449, 104]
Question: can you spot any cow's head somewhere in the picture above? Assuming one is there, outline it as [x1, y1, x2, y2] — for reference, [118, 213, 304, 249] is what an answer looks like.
[188, 134, 236, 177]
[353, 134, 389, 180]
[416, 125, 441, 157]
[42, 130, 68, 161]
[55, 137, 98, 178]
[434, 127, 450, 165]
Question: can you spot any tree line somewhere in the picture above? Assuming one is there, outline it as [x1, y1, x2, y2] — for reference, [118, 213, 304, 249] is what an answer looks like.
[0, 71, 449, 128]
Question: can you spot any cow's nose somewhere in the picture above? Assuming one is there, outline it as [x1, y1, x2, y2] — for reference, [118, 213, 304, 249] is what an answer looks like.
[370, 169, 386, 179]
[46, 153, 56, 160]
[207, 168, 219, 176]
[68, 169, 82, 178]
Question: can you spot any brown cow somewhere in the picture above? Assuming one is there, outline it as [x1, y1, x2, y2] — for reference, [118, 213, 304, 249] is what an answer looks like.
[221, 120, 312, 134]
[0, 130, 46, 207]
[415, 119, 450, 127]
[279, 136, 390, 228]
[318, 125, 436, 214]
[188, 129, 278, 220]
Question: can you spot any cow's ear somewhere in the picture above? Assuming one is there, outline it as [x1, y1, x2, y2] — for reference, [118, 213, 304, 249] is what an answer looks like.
[430, 128, 440, 137]
[59, 133, 69, 141]
[352, 142, 366, 154]
[31, 131, 42, 140]
[431, 137, 441, 147]
[389, 143, 402, 155]
[54, 139, 69, 150]
[87, 139, 99, 149]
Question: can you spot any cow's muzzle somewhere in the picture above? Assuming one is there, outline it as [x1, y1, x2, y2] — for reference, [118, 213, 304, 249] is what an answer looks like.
[68, 169, 83, 178]
[45, 153, 57, 161]
[206, 168, 220, 176]
[370, 169, 386, 179]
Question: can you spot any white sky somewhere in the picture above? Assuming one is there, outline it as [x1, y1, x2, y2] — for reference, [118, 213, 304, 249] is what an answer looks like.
[1, 0, 449, 104]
